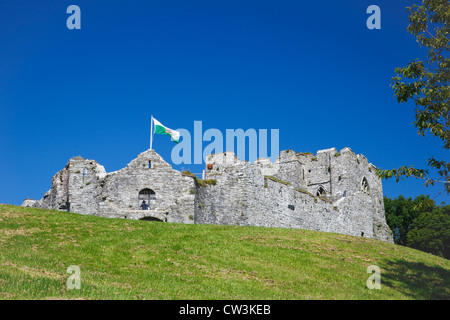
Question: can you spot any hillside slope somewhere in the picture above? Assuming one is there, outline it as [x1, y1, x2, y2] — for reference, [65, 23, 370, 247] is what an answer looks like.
[0, 204, 448, 300]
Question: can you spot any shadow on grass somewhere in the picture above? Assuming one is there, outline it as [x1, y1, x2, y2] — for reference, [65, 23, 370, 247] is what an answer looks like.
[381, 258, 450, 300]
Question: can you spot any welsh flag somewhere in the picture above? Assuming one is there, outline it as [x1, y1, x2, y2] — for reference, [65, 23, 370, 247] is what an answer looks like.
[153, 118, 180, 143]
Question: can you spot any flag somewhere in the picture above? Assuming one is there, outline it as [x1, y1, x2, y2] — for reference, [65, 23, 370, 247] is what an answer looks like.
[153, 118, 180, 143]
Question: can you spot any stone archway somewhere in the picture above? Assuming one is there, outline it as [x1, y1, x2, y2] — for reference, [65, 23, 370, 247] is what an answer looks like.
[139, 216, 163, 222]
[316, 186, 327, 197]
[138, 188, 156, 209]
[361, 177, 370, 194]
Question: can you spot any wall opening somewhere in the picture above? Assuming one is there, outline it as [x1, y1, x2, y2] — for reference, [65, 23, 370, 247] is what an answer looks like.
[361, 177, 370, 194]
[139, 216, 163, 222]
[316, 186, 326, 197]
[138, 188, 156, 209]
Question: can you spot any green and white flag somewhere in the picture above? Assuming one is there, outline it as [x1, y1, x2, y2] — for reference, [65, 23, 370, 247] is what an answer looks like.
[153, 118, 180, 144]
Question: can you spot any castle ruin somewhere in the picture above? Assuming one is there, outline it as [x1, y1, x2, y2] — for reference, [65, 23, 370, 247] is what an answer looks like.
[22, 147, 394, 242]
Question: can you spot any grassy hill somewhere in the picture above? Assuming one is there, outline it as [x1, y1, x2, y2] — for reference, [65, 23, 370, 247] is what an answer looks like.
[0, 204, 448, 300]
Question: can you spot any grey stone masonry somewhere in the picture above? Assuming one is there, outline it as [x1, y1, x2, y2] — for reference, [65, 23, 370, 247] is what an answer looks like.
[201, 148, 393, 242]
[27, 150, 195, 224]
[24, 147, 393, 243]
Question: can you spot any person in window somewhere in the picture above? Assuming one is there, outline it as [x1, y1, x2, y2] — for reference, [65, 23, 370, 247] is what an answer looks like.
[140, 200, 149, 210]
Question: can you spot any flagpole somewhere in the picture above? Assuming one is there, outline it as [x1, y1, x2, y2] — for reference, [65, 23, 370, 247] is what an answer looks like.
[150, 115, 154, 150]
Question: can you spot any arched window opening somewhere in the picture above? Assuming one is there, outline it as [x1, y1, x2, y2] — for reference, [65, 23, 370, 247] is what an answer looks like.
[316, 186, 326, 197]
[138, 188, 156, 210]
[361, 177, 370, 194]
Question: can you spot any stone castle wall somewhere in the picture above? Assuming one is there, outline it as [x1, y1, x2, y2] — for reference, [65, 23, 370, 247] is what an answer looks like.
[27, 150, 195, 224]
[23, 147, 394, 243]
[197, 149, 392, 242]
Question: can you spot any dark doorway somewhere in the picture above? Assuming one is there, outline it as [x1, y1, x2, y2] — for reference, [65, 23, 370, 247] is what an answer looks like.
[139, 216, 163, 222]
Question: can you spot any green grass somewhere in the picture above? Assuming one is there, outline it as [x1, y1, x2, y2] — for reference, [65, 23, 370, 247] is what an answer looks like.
[264, 176, 292, 186]
[0, 204, 449, 300]
[181, 170, 217, 187]
[294, 188, 314, 197]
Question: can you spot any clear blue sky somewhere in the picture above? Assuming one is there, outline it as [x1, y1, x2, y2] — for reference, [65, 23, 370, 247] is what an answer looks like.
[0, 0, 448, 205]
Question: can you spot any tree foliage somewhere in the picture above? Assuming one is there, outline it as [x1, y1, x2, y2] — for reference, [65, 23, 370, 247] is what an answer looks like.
[377, 0, 450, 194]
[407, 205, 450, 259]
[384, 195, 433, 246]
[384, 195, 449, 258]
